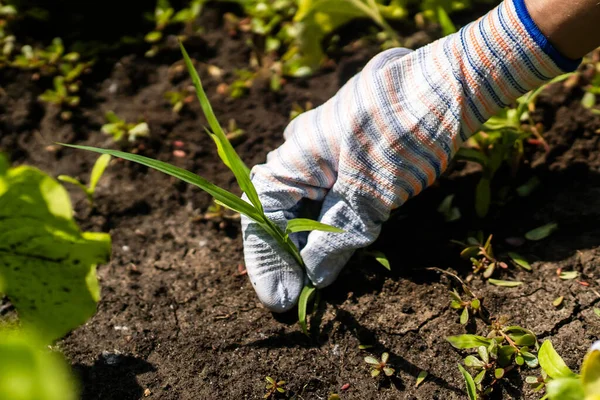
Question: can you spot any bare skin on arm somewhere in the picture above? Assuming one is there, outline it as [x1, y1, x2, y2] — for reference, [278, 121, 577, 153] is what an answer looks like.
[525, 0, 600, 59]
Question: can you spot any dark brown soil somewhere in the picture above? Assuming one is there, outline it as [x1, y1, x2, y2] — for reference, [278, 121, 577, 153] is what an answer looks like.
[2, 7, 600, 400]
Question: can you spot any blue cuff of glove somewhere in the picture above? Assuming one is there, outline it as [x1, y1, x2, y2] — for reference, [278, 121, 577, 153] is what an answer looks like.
[513, 0, 582, 72]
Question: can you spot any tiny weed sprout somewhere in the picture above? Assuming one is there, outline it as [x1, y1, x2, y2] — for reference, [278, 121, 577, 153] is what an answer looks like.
[365, 352, 395, 378]
[224, 119, 246, 143]
[264, 376, 286, 399]
[164, 88, 194, 113]
[453, 233, 509, 281]
[38, 76, 80, 120]
[61, 43, 343, 335]
[450, 289, 482, 325]
[363, 249, 391, 271]
[201, 199, 241, 229]
[58, 154, 111, 207]
[448, 318, 539, 397]
[101, 111, 150, 143]
[534, 340, 600, 399]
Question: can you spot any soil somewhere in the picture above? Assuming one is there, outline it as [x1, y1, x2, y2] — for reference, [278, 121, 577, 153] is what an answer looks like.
[2, 5, 600, 400]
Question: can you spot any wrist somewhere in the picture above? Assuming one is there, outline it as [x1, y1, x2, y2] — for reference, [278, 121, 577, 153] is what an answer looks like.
[524, 0, 600, 60]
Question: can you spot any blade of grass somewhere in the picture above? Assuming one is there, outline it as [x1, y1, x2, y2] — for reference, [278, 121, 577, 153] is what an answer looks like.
[285, 218, 344, 234]
[179, 43, 263, 214]
[59, 144, 265, 223]
[89, 154, 111, 192]
[298, 284, 317, 335]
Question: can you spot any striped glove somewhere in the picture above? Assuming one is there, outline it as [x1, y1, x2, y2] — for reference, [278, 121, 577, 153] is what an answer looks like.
[242, 0, 580, 312]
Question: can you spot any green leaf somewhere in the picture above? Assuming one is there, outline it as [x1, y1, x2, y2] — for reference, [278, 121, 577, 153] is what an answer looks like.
[581, 342, 600, 397]
[144, 30, 163, 43]
[497, 345, 517, 366]
[538, 341, 576, 379]
[58, 145, 264, 224]
[285, 218, 343, 234]
[460, 307, 469, 325]
[546, 378, 585, 400]
[57, 175, 87, 192]
[594, 308, 600, 318]
[494, 368, 505, 379]
[522, 352, 539, 368]
[447, 335, 492, 349]
[553, 296, 564, 307]
[416, 370, 428, 387]
[488, 279, 523, 287]
[0, 329, 78, 400]
[457, 363, 478, 400]
[475, 178, 491, 218]
[89, 154, 111, 192]
[0, 164, 111, 343]
[383, 367, 395, 377]
[508, 252, 531, 271]
[456, 147, 487, 166]
[460, 246, 480, 259]
[559, 271, 579, 280]
[525, 223, 558, 241]
[464, 355, 484, 368]
[516, 176, 541, 197]
[298, 284, 317, 335]
[471, 299, 481, 310]
[436, 6, 456, 36]
[179, 43, 263, 214]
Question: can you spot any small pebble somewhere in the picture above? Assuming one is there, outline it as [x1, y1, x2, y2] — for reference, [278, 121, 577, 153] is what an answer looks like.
[341, 383, 350, 391]
[122, 245, 130, 252]
[143, 388, 152, 397]
[198, 239, 208, 247]
[173, 150, 186, 158]
[173, 140, 185, 148]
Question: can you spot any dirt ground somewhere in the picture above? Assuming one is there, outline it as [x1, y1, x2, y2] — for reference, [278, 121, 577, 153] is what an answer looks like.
[1, 5, 600, 400]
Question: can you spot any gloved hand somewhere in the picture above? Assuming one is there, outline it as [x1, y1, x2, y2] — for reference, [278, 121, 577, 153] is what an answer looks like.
[241, 0, 579, 312]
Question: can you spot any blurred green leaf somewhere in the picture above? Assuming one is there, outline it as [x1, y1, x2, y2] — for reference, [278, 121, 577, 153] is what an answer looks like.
[546, 378, 584, 400]
[538, 341, 576, 380]
[0, 164, 111, 343]
[508, 252, 531, 271]
[458, 363, 478, 400]
[298, 284, 316, 335]
[525, 223, 558, 241]
[286, 218, 343, 234]
[488, 279, 523, 287]
[447, 335, 492, 349]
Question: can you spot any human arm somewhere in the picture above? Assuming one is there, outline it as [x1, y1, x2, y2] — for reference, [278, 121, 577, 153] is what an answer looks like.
[242, 0, 599, 312]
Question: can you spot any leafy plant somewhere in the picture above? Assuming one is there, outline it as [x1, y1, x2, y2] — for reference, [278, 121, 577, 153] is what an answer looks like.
[201, 199, 241, 229]
[456, 74, 574, 217]
[453, 233, 509, 281]
[101, 111, 150, 142]
[38, 76, 80, 120]
[365, 352, 395, 377]
[61, 43, 343, 335]
[450, 288, 482, 325]
[58, 154, 111, 207]
[448, 318, 539, 397]
[264, 376, 286, 398]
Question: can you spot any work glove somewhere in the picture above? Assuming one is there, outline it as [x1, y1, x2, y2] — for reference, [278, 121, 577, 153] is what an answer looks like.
[241, 0, 580, 312]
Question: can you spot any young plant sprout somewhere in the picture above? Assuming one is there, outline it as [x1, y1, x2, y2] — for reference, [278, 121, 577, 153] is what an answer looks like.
[164, 88, 194, 113]
[38, 76, 80, 120]
[365, 352, 395, 378]
[454, 233, 508, 281]
[200, 199, 240, 229]
[450, 289, 482, 325]
[101, 111, 150, 143]
[224, 119, 245, 143]
[289, 101, 313, 121]
[264, 376, 286, 398]
[61, 43, 343, 335]
[58, 154, 111, 207]
[448, 317, 539, 398]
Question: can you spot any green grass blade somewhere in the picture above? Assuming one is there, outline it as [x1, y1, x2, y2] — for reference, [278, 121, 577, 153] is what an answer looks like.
[179, 43, 263, 214]
[298, 284, 317, 335]
[285, 218, 344, 234]
[59, 144, 264, 223]
[89, 154, 111, 192]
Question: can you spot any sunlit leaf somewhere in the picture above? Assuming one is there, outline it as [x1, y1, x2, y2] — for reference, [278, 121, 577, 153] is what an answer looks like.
[508, 252, 531, 271]
[447, 335, 492, 349]
[553, 296, 564, 307]
[89, 154, 111, 192]
[538, 341, 576, 380]
[298, 284, 317, 335]
[546, 378, 585, 400]
[582, 342, 600, 397]
[285, 218, 343, 234]
[559, 271, 579, 280]
[460, 307, 469, 325]
[488, 279, 523, 287]
[416, 370, 428, 387]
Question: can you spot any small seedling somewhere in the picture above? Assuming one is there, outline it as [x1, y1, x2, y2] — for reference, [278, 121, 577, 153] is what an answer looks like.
[228, 69, 255, 98]
[437, 194, 461, 222]
[101, 111, 150, 143]
[264, 376, 286, 399]
[58, 154, 111, 207]
[363, 249, 391, 271]
[200, 199, 240, 229]
[38, 76, 80, 120]
[450, 289, 482, 325]
[62, 43, 343, 336]
[164, 88, 194, 113]
[416, 370, 428, 387]
[224, 119, 245, 143]
[448, 318, 539, 397]
[453, 233, 508, 281]
[365, 352, 395, 378]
